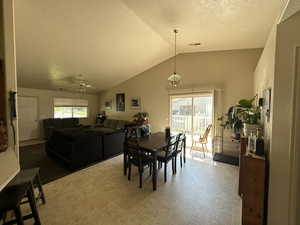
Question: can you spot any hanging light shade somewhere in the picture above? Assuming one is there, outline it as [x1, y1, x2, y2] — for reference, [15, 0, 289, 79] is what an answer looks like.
[168, 29, 182, 88]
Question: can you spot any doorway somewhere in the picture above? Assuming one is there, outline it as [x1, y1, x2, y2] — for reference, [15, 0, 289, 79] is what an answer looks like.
[169, 93, 213, 153]
[18, 96, 39, 141]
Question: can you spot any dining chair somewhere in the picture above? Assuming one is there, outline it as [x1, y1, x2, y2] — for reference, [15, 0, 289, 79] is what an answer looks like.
[157, 137, 178, 182]
[173, 133, 185, 173]
[126, 138, 153, 188]
[190, 124, 212, 158]
[123, 127, 138, 176]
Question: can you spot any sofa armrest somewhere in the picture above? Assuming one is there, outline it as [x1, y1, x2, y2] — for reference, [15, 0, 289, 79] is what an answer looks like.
[44, 126, 57, 140]
[102, 131, 125, 159]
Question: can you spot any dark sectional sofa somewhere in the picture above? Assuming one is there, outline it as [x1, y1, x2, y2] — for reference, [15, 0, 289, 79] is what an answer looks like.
[43, 118, 83, 140]
[44, 118, 129, 170]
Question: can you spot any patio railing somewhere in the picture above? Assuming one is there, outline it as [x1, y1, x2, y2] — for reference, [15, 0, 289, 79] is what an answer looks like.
[171, 115, 212, 134]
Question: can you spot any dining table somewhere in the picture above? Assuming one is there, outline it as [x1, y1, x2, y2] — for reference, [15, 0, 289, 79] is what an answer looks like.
[124, 132, 186, 191]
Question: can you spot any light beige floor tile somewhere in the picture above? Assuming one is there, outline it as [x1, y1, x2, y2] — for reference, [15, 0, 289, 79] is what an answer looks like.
[23, 155, 241, 225]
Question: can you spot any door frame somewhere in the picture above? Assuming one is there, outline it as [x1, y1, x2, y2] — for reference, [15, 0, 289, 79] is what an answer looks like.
[289, 47, 300, 225]
[17, 95, 39, 141]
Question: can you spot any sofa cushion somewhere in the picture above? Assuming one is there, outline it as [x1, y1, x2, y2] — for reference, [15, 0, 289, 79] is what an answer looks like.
[90, 127, 116, 134]
[116, 120, 126, 129]
[103, 119, 112, 128]
[109, 120, 119, 129]
[62, 118, 78, 128]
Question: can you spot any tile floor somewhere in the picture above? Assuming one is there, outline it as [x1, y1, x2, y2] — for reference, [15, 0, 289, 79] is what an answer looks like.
[23, 154, 241, 225]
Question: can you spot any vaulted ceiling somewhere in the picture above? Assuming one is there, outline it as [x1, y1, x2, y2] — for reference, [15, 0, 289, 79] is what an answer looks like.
[15, 0, 287, 93]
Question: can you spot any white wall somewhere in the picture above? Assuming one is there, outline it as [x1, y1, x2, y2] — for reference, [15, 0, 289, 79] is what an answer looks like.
[18, 88, 99, 139]
[100, 49, 262, 133]
[253, 25, 277, 152]
[254, 8, 300, 225]
[0, 0, 20, 190]
[269, 11, 300, 225]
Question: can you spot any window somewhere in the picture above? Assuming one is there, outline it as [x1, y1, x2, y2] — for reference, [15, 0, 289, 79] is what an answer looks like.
[54, 98, 88, 118]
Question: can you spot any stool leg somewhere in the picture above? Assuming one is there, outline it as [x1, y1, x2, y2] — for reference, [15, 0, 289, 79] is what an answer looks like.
[14, 206, 24, 225]
[27, 184, 41, 225]
[36, 173, 46, 204]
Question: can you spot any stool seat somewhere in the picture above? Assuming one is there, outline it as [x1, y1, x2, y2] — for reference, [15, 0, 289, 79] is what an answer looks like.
[0, 184, 29, 211]
[8, 168, 40, 186]
[7, 168, 46, 205]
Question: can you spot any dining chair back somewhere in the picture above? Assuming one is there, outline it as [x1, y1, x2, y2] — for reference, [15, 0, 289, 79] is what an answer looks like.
[126, 138, 153, 188]
[190, 124, 212, 158]
[200, 124, 212, 143]
[172, 133, 185, 172]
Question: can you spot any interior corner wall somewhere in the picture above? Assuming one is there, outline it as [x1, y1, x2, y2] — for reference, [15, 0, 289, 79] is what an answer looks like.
[269, 11, 300, 225]
[0, 0, 20, 190]
[18, 88, 99, 139]
[99, 49, 262, 133]
[253, 25, 277, 153]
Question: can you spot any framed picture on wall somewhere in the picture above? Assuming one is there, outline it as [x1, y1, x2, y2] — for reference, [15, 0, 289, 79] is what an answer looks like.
[130, 97, 141, 110]
[263, 88, 271, 122]
[116, 93, 125, 112]
[104, 99, 113, 110]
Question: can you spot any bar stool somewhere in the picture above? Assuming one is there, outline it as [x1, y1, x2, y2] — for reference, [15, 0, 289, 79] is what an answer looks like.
[0, 182, 42, 225]
[8, 168, 46, 205]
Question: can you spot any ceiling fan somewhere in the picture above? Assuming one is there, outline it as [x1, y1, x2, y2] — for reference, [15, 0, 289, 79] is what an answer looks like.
[55, 74, 95, 93]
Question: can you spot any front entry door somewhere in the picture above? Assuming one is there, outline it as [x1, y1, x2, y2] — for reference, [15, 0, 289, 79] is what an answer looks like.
[18, 96, 39, 141]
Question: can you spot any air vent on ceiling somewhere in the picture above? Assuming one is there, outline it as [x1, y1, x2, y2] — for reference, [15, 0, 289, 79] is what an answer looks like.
[189, 42, 201, 46]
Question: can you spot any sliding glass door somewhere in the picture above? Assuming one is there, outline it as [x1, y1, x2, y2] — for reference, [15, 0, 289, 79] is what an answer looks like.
[170, 93, 213, 148]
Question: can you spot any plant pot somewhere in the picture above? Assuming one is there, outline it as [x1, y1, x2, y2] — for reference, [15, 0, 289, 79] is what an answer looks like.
[243, 123, 260, 137]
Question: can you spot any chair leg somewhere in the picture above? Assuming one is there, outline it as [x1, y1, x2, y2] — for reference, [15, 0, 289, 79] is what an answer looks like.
[202, 144, 205, 158]
[171, 158, 174, 175]
[149, 164, 152, 176]
[124, 153, 127, 176]
[36, 173, 46, 204]
[190, 143, 193, 154]
[139, 168, 143, 188]
[174, 155, 177, 174]
[159, 161, 162, 169]
[205, 144, 208, 155]
[27, 185, 41, 225]
[128, 161, 132, 181]
[180, 154, 183, 168]
[14, 206, 24, 225]
[164, 163, 167, 182]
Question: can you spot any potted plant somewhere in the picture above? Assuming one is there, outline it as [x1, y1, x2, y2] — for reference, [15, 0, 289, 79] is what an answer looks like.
[133, 112, 149, 125]
[236, 96, 261, 136]
[218, 95, 261, 138]
[218, 106, 243, 139]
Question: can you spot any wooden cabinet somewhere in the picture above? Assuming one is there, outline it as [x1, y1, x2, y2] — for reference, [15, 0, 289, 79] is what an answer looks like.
[239, 138, 267, 225]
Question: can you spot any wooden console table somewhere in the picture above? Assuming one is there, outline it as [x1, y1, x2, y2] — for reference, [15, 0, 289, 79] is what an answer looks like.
[239, 138, 268, 225]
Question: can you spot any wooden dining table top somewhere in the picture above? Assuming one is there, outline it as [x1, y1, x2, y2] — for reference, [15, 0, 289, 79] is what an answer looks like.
[137, 132, 178, 152]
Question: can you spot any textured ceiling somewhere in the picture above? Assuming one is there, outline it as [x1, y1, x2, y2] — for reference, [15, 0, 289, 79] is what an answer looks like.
[15, 0, 287, 92]
[281, 0, 300, 21]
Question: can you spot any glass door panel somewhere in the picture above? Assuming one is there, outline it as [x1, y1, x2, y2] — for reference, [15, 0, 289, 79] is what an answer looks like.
[170, 97, 193, 135]
[170, 94, 213, 151]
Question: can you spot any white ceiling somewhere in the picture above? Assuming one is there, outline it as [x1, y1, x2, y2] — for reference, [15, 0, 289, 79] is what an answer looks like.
[15, 0, 287, 93]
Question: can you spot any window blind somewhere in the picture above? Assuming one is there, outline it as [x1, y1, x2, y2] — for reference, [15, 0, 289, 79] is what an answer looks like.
[54, 98, 88, 107]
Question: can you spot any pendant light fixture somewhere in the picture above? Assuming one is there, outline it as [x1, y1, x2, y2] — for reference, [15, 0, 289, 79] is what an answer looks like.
[168, 29, 182, 88]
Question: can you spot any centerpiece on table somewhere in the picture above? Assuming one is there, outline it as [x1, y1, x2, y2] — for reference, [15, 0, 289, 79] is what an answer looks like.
[133, 112, 149, 125]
